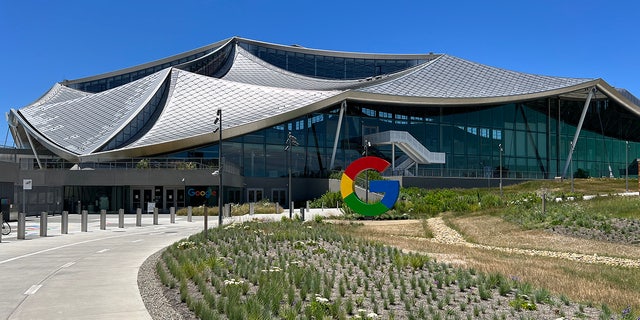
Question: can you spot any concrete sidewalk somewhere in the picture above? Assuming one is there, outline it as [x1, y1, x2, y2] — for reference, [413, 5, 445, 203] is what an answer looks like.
[0, 208, 343, 320]
[0, 214, 205, 320]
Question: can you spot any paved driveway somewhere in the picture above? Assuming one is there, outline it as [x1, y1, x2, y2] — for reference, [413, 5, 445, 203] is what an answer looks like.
[0, 214, 203, 320]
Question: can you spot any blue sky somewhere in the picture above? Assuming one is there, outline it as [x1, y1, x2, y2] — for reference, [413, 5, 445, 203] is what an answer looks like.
[1, 0, 638, 146]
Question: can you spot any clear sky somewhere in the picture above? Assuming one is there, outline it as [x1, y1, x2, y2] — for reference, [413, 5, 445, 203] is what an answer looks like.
[1, 0, 638, 147]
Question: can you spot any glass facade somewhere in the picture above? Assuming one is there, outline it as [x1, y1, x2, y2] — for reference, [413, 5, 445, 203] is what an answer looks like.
[239, 42, 430, 80]
[169, 97, 640, 181]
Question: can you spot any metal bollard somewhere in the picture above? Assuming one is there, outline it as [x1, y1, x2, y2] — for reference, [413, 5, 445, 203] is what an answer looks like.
[81, 210, 88, 232]
[170, 207, 175, 223]
[249, 203, 254, 215]
[187, 206, 192, 222]
[40, 212, 48, 237]
[136, 208, 142, 226]
[275, 203, 279, 214]
[153, 208, 158, 225]
[204, 206, 208, 232]
[118, 209, 124, 228]
[290, 201, 294, 219]
[225, 203, 231, 218]
[306, 200, 310, 212]
[18, 212, 26, 239]
[100, 209, 106, 230]
[61, 211, 69, 234]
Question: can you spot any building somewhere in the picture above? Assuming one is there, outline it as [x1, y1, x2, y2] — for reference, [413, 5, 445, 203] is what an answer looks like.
[3, 36, 640, 215]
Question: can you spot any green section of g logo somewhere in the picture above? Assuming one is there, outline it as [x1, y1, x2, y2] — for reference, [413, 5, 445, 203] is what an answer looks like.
[340, 156, 400, 216]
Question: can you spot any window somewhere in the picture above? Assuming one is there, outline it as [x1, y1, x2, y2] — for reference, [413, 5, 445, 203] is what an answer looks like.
[362, 108, 376, 117]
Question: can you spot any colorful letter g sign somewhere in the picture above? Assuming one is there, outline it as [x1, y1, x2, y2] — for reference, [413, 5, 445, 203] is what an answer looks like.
[340, 156, 400, 216]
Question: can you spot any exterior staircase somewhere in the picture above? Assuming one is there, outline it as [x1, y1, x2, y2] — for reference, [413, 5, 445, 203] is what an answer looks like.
[364, 131, 445, 176]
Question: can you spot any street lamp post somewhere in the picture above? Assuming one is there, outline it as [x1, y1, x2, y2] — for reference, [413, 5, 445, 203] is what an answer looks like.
[285, 132, 298, 218]
[216, 109, 223, 227]
[498, 144, 503, 197]
[363, 140, 371, 203]
[626, 141, 629, 192]
[570, 141, 574, 193]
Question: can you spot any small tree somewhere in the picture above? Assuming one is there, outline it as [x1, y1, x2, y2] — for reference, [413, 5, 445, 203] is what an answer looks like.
[136, 159, 150, 169]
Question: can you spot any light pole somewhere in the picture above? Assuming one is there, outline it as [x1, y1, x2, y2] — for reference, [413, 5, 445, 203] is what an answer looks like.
[626, 141, 629, 192]
[285, 132, 298, 218]
[363, 140, 371, 203]
[570, 141, 574, 193]
[498, 144, 503, 197]
[181, 178, 186, 208]
[213, 109, 223, 228]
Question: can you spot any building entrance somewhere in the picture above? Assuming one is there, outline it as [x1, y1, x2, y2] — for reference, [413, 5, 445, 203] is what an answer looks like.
[132, 188, 153, 213]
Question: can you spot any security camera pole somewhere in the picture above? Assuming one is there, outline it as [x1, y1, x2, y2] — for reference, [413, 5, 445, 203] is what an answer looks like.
[215, 109, 223, 227]
[285, 132, 298, 218]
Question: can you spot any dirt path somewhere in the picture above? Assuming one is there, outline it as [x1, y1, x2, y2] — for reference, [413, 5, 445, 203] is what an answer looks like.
[426, 217, 640, 268]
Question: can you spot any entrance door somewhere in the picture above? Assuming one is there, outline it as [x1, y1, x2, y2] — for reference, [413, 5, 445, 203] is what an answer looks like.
[165, 189, 176, 211]
[272, 188, 286, 207]
[247, 188, 263, 203]
[132, 188, 153, 213]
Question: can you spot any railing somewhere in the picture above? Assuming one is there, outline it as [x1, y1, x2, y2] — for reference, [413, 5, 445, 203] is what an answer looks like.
[365, 131, 446, 164]
[20, 157, 242, 175]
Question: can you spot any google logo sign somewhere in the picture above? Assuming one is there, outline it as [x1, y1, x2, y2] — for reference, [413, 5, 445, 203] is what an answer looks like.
[187, 188, 216, 198]
[340, 156, 400, 216]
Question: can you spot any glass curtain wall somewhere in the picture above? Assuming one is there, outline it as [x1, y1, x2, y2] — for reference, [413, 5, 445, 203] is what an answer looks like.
[170, 98, 640, 180]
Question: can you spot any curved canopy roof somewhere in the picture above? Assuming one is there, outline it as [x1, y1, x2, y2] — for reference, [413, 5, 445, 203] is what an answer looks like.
[9, 37, 640, 162]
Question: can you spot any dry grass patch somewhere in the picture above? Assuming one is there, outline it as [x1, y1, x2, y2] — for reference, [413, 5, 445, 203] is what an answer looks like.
[449, 214, 640, 259]
[336, 219, 640, 314]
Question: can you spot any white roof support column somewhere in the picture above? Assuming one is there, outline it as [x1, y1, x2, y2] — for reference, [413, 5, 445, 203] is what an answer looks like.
[562, 87, 595, 178]
[24, 128, 43, 169]
[329, 100, 347, 171]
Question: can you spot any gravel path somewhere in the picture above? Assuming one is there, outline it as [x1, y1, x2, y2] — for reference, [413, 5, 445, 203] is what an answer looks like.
[426, 217, 640, 268]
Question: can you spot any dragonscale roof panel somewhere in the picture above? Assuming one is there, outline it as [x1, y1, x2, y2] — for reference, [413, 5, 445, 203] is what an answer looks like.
[358, 55, 595, 98]
[124, 69, 342, 148]
[19, 69, 170, 154]
[23, 83, 91, 109]
[220, 45, 366, 90]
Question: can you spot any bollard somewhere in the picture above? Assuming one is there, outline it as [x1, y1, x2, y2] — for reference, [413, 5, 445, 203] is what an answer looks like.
[81, 210, 88, 232]
[225, 203, 231, 218]
[153, 207, 158, 225]
[170, 207, 175, 224]
[301, 207, 305, 221]
[306, 200, 310, 212]
[187, 206, 192, 222]
[204, 206, 208, 233]
[100, 209, 107, 230]
[18, 212, 26, 239]
[118, 209, 124, 228]
[136, 208, 142, 226]
[290, 201, 294, 219]
[40, 212, 48, 237]
[249, 203, 254, 215]
[275, 203, 280, 214]
[61, 211, 69, 234]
